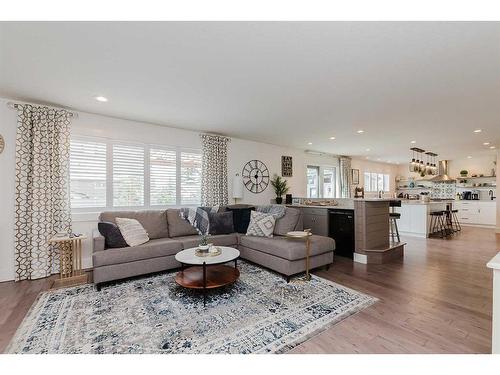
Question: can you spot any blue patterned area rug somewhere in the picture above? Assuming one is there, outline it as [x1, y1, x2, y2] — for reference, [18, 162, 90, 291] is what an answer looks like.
[6, 261, 376, 354]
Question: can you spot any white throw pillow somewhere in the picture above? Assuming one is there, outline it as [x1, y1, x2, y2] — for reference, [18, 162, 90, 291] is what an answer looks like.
[115, 217, 149, 247]
[246, 211, 276, 238]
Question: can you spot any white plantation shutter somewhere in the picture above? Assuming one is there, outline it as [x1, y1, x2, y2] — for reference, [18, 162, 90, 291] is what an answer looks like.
[150, 148, 177, 205]
[69, 137, 203, 210]
[113, 144, 145, 207]
[70, 139, 107, 208]
[180, 151, 202, 205]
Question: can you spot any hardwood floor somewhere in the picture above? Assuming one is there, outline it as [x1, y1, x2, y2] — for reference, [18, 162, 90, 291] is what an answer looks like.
[0, 226, 498, 353]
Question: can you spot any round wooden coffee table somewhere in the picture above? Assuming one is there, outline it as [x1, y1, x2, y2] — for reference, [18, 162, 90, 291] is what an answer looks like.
[175, 246, 240, 307]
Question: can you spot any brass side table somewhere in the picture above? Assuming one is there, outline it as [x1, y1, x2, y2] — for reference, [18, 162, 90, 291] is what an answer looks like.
[285, 230, 312, 281]
[48, 235, 88, 289]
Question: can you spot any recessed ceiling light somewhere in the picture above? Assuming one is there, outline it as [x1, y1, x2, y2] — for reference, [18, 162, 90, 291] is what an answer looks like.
[307, 142, 312, 145]
[95, 96, 108, 102]
[329, 137, 336, 140]
[366, 148, 371, 152]
[410, 140, 416, 144]
[483, 142, 490, 146]
[473, 129, 482, 133]
[467, 156, 473, 159]
[490, 146, 496, 149]
[357, 130, 364, 134]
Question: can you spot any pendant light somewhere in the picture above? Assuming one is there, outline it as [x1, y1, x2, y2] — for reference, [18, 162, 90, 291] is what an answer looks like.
[409, 149, 416, 172]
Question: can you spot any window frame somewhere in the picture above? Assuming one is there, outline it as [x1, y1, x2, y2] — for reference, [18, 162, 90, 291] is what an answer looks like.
[363, 171, 390, 193]
[307, 164, 338, 198]
[70, 136, 202, 212]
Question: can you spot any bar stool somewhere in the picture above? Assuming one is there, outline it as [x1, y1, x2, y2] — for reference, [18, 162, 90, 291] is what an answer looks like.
[389, 200, 401, 243]
[448, 209, 461, 233]
[429, 211, 447, 238]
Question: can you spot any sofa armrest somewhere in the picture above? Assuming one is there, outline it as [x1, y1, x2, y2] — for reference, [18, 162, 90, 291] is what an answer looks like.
[92, 229, 105, 252]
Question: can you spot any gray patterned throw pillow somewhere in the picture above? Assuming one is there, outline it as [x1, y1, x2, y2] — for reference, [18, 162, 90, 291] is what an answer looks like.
[246, 211, 276, 238]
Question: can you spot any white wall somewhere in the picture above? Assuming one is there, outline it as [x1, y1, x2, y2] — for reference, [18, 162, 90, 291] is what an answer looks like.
[350, 158, 400, 197]
[0, 98, 18, 282]
[0, 97, 340, 281]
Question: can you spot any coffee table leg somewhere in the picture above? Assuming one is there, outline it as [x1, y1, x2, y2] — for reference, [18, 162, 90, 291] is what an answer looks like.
[203, 261, 207, 308]
[234, 258, 238, 269]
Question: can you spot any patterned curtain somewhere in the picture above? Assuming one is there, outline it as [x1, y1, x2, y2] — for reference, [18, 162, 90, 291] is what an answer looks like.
[200, 134, 230, 206]
[14, 104, 73, 281]
[339, 156, 352, 198]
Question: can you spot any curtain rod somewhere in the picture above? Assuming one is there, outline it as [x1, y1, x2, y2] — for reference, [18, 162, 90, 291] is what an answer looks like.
[6, 101, 78, 118]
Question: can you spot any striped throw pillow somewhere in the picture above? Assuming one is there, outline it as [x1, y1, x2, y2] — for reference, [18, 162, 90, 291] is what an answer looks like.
[115, 217, 150, 247]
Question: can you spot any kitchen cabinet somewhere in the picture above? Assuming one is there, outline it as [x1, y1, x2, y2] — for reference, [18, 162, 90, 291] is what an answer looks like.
[455, 201, 496, 226]
[300, 207, 329, 236]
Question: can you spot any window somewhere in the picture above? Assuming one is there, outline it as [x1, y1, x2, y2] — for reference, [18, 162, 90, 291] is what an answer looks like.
[113, 144, 145, 207]
[180, 151, 202, 205]
[307, 166, 319, 198]
[70, 140, 107, 208]
[69, 137, 202, 210]
[364, 172, 390, 192]
[307, 165, 337, 198]
[322, 167, 336, 198]
[150, 148, 177, 206]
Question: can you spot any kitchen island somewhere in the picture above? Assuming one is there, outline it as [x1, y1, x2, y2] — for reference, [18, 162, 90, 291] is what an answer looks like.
[394, 200, 454, 238]
[288, 198, 405, 264]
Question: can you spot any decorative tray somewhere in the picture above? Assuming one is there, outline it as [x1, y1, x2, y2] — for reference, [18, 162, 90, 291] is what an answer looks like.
[286, 231, 313, 238]
[195, 247, 222, 257]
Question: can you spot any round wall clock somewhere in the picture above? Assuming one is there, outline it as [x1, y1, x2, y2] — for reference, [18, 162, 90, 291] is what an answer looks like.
[0, 134, 4, 154]
[242, 160, 270, 194]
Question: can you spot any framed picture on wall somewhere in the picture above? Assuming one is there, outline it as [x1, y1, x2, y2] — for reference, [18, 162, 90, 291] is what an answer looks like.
[351, 169, 360, 185]
[281, 155, 293, 177]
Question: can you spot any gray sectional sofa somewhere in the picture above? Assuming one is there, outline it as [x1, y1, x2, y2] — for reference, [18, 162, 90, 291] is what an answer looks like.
[92, 207, 335, 288]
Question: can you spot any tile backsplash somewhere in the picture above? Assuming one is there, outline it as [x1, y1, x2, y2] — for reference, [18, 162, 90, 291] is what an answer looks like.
[431, 182, 455, 199]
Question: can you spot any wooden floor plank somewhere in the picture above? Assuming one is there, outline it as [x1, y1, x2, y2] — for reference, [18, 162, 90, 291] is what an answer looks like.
[0, 226, 498, 353]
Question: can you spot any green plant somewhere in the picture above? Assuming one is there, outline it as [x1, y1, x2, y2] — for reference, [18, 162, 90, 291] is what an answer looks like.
[199, 234, 210, 246]
[270, 174, 289, 198]
[460, 170, 468, 176]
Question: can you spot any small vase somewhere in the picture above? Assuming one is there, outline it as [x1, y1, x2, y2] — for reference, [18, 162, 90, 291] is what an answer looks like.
[275, 197, 283, 204]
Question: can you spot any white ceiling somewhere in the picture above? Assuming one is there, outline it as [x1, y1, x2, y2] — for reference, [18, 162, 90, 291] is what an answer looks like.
[1, 22, 499, 163]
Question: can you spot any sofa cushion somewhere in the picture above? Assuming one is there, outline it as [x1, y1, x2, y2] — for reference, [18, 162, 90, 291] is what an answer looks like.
[175, 234, 239, 249]
[274, 207, 301, 236]
[209, 211, 234, 235]
[93, 238, 182, 267]
[166, 209, 199, 237]
[239, 235, 335, 261]
[99, 210, 169, 239]
[246, 211, 276, 238]
[115, 217, 150, 247]
[98, 221, 128, 249]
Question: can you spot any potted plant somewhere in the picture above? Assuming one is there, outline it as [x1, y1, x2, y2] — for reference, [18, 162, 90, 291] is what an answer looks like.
[460, 170, 468, 177]
[198, 234, 210, 251]
[270, 174, 289, 204]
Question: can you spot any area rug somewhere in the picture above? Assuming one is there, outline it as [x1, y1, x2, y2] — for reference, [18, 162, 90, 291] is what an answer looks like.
[5, 261, 376, 354]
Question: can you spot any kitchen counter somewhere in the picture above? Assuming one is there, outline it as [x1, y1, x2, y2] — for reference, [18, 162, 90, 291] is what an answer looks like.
[400, 200, 455, 205]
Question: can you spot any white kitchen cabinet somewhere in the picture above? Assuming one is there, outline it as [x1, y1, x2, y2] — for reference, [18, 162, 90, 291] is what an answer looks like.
[478, 202, 497, 226]
[455, 201, 496, 226]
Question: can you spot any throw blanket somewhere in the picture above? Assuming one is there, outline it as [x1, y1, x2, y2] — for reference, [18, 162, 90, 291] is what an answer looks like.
[180, 206, 219, 235]
[256, 205, 286, 219]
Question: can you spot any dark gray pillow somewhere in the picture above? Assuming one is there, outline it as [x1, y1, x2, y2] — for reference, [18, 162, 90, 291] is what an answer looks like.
[98, 221, 129, 249]
[209, 211, 234, 235]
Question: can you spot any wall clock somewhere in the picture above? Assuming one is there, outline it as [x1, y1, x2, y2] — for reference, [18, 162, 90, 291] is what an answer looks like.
[0, 134, 4, 154]
[242, 160, 270, 194]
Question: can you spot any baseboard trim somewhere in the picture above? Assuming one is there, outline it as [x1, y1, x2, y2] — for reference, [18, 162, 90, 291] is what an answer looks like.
[353, 253, 368, 264]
